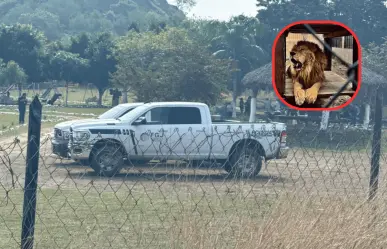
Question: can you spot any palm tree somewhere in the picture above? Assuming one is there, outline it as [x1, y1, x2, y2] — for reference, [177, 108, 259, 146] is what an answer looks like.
[211, 15, 268, 118]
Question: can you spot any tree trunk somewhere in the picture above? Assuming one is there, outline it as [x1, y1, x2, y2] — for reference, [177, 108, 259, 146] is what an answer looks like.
[97, 89, 104, 106]
[249, 90, 258, 123]
[18, 83, 22, 97]
[65, 83, 69, 107]
[363, 103, 370, 129]
[122, 91, 128, 103]
[231, 92, 237, 118]
[231, 54, 237, 118]
[320, 111, 330, 130]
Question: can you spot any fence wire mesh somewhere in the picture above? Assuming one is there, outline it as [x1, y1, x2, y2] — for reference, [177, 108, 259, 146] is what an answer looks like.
[1, 116, 387, 248]
[302, 24, 359, 108]
[0, 25, 386, 249]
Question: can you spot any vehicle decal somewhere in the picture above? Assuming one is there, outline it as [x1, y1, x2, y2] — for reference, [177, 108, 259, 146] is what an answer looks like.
[129, 130, 138, 155]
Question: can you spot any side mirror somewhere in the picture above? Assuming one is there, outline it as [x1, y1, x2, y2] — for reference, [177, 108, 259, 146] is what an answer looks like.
[132, 117, 147, 125]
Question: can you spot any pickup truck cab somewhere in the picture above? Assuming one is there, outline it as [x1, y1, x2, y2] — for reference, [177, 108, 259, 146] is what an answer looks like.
[68, 102, 289, 177]
[52, 102, 144, 158]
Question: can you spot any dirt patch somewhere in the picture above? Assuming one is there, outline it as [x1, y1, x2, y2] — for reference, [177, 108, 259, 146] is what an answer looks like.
[0, 129, 379, 200]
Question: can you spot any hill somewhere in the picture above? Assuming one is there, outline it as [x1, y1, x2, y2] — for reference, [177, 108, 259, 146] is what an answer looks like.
[0, 0, 185, 40]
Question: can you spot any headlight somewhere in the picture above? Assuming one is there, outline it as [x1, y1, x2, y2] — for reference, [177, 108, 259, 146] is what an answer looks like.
[73, 130, 90, 141]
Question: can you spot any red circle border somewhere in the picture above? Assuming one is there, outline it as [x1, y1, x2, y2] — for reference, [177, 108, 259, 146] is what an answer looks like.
[271, 20, 362, 111]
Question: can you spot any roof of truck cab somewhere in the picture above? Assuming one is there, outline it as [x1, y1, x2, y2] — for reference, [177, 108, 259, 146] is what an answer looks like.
[117, 102, 144, 107]
[142, 102, 208, 107]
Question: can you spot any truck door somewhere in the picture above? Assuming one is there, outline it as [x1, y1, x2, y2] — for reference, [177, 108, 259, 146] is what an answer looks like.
[129, 107, 170, 160]
[163, 106, 211, 160]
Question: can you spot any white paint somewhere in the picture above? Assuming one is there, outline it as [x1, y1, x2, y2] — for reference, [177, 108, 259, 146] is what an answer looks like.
[320, 111, 330, 130]
[363, 104, 370, 129]
[249, 97, 257, 122]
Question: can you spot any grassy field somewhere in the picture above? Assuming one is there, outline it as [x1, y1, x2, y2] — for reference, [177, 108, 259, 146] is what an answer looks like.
[2, 184, 387, 248]
[0, 183, 274, 249]
[1, 87, 387, 248]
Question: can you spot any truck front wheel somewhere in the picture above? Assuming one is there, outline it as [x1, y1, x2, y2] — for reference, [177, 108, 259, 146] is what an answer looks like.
[91, 144, 124, 177]
[226, 145, 263, 178]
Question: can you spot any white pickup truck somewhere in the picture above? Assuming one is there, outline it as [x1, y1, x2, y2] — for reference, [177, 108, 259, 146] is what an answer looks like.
[52, 102, 143, 158]
[68, 102, 289, 177]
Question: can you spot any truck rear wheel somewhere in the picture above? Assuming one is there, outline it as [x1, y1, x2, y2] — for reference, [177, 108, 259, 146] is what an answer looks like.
[226, 145, 263, 178]
[91, 143, 124, 177]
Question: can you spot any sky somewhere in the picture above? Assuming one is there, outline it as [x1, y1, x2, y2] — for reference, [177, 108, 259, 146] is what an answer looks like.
[167, 0, 258, 21]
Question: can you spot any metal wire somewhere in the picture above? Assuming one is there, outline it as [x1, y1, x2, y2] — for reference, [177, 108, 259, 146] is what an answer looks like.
[302, 24, 359, 108]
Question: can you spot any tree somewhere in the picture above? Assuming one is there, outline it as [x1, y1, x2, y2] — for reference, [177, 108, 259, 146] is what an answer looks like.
[210, 15, 268, 117]
[85, 32, 117, 105]
[0, 24, 46, 83]
[0, 0, 185, 38]
[112, 28, 230, 105]
[0, 60, 27, 96]
[66, 32, 117, 105]
[68, 32, 91, 58]
[48, 51, 90, 83]
[256, 0, 387, 46]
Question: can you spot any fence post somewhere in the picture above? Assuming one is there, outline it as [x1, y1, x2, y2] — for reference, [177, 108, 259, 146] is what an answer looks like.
[21, 96, 42, 249]
[369, 89, 383, 201]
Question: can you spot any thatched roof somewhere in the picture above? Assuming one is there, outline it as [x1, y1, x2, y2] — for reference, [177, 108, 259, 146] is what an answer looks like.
[241, 63, 272, 90]
[242, 63, 387, 90]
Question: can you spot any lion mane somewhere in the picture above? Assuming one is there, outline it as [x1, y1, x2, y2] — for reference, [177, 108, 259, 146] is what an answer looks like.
[286, 40, 327, 89]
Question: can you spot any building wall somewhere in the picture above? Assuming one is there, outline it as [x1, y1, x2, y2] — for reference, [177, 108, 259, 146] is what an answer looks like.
[285, 33, 353, 64]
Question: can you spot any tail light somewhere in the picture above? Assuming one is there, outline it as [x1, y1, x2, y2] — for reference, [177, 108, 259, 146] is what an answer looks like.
[280, 130, 287, 146]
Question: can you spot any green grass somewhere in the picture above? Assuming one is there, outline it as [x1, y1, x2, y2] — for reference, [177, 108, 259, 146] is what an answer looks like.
[0, 105, 109, 138]
[8, 86, 137, 106]
[0, 185, 271, 249]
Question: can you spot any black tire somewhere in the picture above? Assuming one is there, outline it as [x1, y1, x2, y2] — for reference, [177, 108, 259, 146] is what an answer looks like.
[225, 144, 263, 178]
[90, 143, 124, 177]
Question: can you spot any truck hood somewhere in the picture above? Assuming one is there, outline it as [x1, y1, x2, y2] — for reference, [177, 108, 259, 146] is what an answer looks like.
[70, 119, 121, 130]
[55, 119, 99, 130]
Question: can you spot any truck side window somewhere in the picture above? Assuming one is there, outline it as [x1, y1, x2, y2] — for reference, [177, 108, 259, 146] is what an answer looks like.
[141, 107, 169, 124]
[167, 107, 201, 124]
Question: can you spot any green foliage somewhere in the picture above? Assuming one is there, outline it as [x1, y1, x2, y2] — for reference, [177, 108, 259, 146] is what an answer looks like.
[0, 23, 45, 82]
[0, 60, 27, 88]
[66, 32, 117, 105]
[209, 15, 268, 94]
[256, 0, 387, 46]
[48, 51, 90, 83]
[0, 0, 185, 38]
[112, 28, 230, 105]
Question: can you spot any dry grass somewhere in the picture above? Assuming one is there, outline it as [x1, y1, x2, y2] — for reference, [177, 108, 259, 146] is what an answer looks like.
[169, 194, 387, 249]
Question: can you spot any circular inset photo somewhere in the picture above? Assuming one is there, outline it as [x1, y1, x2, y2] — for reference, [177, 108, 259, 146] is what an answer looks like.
[272, 20, 361, 110]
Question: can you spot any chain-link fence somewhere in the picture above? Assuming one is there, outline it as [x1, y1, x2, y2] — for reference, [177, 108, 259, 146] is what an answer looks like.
[1, 25, 387, 249]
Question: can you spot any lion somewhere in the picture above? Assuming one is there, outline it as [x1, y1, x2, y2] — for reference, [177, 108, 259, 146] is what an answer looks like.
[286, 40, 328, 106]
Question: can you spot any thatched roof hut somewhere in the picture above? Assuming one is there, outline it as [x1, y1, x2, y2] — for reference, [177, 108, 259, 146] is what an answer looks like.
[242, 63, 386, 95]
[241, 63, 272, 92]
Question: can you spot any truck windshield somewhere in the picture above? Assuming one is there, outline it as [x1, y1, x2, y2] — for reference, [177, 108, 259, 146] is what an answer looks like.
[118, 105, 150, 122]
[98, 105, 132, 119]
